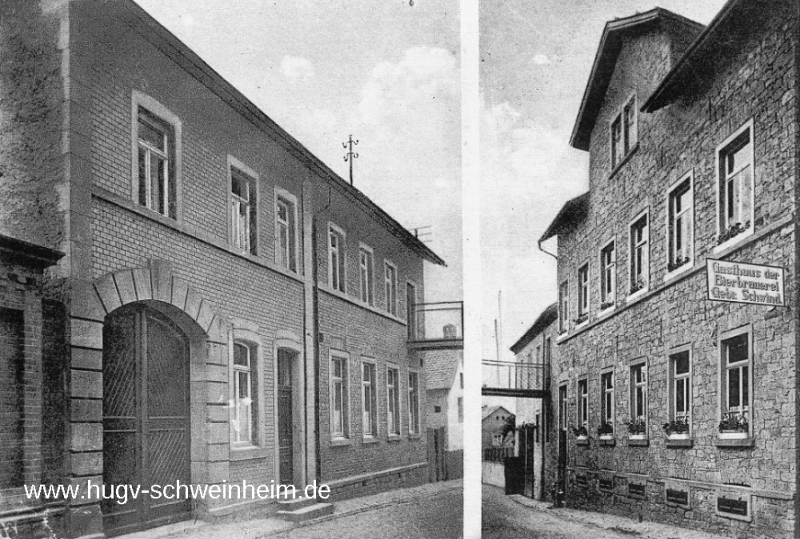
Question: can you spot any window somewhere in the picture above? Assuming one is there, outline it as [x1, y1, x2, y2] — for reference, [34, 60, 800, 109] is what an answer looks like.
[600, 240, 615, 309]
[610, 95, 637, 169]
[669, 350, 691, 428]
[717, 121, 754, 245]
[720, 331, 751, 430]
[275, 191, 298, 271]
[137, 108, 176, 218]
[558, 384, 568, 431]
[492, 434, 504, 447]
[577, 379, 588, 429]
[600, 371, 614, 426]
[544, 337, 552, 364]
[359, 245, 375, 306]
[232, 342, 257, 445]
[460, 372, 464, 389]
[631, 363, 647, 421]
[331, 354, 350, 438]
[387, 366, 401, 436]
[230, 166, 257, 254]
[408, 371, 420, 435]
[457, 397, 463, 423]
[629, 212, 649, 294]
[329, 225, 346, 293]
[362, 361, 377, 437]
[577, 264, 589, 321]
[668, 176, 693, 272]
[406, 282, 417, 338]
[558, 280, 569, 333]
[385, 262, 398, 315]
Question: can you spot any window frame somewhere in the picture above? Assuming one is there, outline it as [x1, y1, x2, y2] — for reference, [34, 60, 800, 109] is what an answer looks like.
[358, 243, 375, 306]
[600, 370, 614, 429]
[718, 326, 753, 438]
[131, 91, 182, 221]
[330, 351, 351, 440]
[715, 119, 755, 253]
[577, 378, 588, 431]
[576, 263, 589, 323]
[328, 223, 347, 293]
[408, 369, 421, 436]
[667, 345, 692, 437]
[630, 361, 648, 429]
[228, 157, 259, 255]
[274, 187, 299, 272]
[665, 172, 694, 280]
[384, 260, 398, 316]
[386, 363, 401, 437]
[361, 358, 378, 439]
[599, 238, 616, 313]
[610, 93, 638, 170]
[229, 332, 265, 451]
[558, 280, 569, 334]
[628, 208, 649, 300]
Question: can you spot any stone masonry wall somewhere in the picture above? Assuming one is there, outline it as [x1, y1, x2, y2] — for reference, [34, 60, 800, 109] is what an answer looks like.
[555, 7, 797, 539]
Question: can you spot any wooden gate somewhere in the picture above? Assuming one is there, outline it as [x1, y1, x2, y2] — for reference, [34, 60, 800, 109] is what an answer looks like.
[277, 349, 294, 485]
[102, 305, 191, 536]
[520, 425, 535, 498]
[427, 427, 447, 482]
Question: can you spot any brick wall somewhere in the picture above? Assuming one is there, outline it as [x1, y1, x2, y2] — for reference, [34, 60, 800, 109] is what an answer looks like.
[555, 6, 797, 538]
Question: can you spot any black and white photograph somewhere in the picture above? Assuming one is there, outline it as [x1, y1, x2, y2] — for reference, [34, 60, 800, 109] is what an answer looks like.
[480, 1, 797, 538]
[0, 0, 463, 538]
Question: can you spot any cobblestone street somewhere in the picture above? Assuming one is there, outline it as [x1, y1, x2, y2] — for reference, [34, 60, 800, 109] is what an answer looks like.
[482, 485, 731, 539]
[271, 480, 463, 539]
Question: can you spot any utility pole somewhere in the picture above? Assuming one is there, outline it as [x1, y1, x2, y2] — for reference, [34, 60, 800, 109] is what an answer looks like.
[342, 135, 359, 185]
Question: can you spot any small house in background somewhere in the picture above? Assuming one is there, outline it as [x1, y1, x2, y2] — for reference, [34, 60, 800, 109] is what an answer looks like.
[424, 348, 464, 480]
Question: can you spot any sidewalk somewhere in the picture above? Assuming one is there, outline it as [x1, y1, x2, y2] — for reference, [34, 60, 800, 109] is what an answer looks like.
[119, 480, 463, 539]
[505, 490, 731, 539]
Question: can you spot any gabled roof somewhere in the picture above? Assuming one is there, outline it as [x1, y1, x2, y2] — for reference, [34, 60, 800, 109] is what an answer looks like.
[539, 192, 589, 242]
[424, 350, 462, 390]
[570, 8, 705, 151]
[482, 405, 513, 422]
[121, 1, 445, 266]
[643, 0, 765, 112]
[510, 303, 558, 354]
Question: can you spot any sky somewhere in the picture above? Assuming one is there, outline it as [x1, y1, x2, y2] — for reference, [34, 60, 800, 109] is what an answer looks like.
[135, 0, 462, 304]
[479, 0, 730, 366]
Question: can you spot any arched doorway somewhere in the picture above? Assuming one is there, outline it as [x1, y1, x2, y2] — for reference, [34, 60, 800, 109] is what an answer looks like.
[102, 303, 191, 536]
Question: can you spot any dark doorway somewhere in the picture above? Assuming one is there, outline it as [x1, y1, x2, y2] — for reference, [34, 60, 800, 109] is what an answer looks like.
[277, 349, 294, 485]
[520, 424, 535, 498]
[102, 304, 191, 536]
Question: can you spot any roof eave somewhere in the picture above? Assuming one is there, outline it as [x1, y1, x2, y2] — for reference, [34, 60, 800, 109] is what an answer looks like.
[539, 192, 589, 243]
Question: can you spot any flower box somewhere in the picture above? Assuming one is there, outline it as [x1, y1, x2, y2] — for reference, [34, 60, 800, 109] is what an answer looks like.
[719, 431, 747, 439]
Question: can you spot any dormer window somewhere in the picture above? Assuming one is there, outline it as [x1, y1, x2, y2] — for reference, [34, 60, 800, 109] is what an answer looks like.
[611, 95, 638, 169]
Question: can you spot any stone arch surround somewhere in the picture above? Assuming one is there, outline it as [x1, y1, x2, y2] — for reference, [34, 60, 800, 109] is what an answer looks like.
[66, 259, 231, 538]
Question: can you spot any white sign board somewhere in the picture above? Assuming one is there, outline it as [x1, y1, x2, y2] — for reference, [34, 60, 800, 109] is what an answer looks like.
[706, 259, 785, 306]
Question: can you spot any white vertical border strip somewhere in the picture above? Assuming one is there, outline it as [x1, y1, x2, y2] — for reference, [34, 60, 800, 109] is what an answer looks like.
[461, 0, 480, 534]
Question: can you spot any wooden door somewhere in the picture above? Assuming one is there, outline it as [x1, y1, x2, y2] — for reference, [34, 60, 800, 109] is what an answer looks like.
[521, 425, 535, 498]
[102, 305, 190, 536]
[277, 349, 294, 485]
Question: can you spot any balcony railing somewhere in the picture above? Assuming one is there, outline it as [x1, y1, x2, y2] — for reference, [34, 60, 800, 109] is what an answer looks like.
[482, 360, 549, 398]
[408, 301, 463, 348]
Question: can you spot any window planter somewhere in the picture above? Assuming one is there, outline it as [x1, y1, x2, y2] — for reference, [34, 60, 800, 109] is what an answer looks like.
[719, 430, 747, 439]
[628, 433, 646, 440]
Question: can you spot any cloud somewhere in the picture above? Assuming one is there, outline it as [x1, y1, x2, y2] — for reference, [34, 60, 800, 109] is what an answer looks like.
[281, 56, 315, 81]
[532, 53, 552, 65]
[359, 46, 458, 126]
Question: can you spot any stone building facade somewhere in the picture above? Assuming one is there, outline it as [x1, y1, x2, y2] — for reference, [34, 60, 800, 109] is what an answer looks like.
[511, 303, 558, 501]
[0, 0, 443, 537]
[540, 2, 799, 538]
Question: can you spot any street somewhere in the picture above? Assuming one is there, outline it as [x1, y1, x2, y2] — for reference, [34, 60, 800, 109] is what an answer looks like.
[269, 481, 464, 539]
[482, 485, 730, 539]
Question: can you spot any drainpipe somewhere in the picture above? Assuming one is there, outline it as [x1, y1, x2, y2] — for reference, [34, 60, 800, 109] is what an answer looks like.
[538, 238, 558, 261]
[310, 186, 332, 484]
